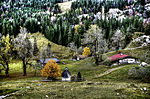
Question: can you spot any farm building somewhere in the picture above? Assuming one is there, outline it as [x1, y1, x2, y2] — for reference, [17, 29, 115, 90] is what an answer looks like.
[109, 53, 137, 65]
[62, 67, 71, 81]
[37, 58, 60, 67]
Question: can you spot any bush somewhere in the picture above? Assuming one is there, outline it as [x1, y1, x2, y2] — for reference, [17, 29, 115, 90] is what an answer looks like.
[128, 66, 150, 82]
[41, 60, 62, 80]
[144, 24, 150, 35]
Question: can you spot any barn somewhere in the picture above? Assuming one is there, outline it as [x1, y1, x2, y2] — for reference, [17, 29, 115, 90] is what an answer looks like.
[37, 58, 60, 67]
[109, 53, 137, 65]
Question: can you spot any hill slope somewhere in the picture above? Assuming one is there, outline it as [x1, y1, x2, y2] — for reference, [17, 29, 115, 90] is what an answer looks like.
[29, 32, 76, 59]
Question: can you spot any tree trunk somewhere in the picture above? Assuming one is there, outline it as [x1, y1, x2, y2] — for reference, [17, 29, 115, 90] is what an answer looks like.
[95, 57, 99, 65]
[94, 53, 99, 65]
[5, 61, 9, 77]
[22, 58, 27, 76]
[99, 54, 103, 62]
[94, 38, 99, 65]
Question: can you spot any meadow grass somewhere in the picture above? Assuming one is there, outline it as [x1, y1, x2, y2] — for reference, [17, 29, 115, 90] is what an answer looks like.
[0, 58, 150, 98]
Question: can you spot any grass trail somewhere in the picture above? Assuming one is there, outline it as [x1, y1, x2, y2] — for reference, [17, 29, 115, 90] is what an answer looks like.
[94, 65, 128, 78]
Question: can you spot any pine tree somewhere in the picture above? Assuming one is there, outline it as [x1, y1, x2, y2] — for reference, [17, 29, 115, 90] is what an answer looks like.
[33, 38, 39, 56]
[10, 25, 13, 36]
[74, 34, 81, 48]
[41, 20, 46, 35]
[53, 24, 58, 43]
[68, 26, 73, 44]
[58, 27, 62, 45]
[2, 20, 6, 36]
[145, 24, 150, 35]
[49, 25, 55, 41]
[62, 22, 68, 45]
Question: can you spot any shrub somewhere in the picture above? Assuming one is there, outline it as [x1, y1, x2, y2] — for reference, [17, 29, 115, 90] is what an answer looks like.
[128, 66, 150, 82]
[82, 47, 91, 57]
[144, 24, 150, 35]
[41, 60, 62, 80]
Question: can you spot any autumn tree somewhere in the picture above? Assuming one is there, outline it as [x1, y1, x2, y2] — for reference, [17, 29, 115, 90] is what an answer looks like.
[14, 28, 33, 76]
[41, 60, 62, 80]
[82, 47, 91, 57]
[0, 34, 13, 77]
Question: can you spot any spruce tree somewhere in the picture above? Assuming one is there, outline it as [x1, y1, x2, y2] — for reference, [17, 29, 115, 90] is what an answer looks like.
[10, 25, 13, 36]
[68, 26, 73, 44]
[2, 20, 6, 36]
[33, 38, 39, 56]
[58, 27, 62, 45]
[49, 25, 55, 41]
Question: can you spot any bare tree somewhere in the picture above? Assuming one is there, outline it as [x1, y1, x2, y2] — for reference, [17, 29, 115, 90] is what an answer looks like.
[94, 28, 108, 65]
[81, 25, 108, 65]
[140, 49, 150, 64]
[14, 28, 33, 76]
[110, 29, 125, 51]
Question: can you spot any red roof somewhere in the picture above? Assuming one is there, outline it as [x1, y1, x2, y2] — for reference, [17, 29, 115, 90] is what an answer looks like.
[109, 53, 129, 61]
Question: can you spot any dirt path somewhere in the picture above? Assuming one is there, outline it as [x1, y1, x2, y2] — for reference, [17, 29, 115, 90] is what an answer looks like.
[94, 65, 127, 78]
[58, 0, 76, 14]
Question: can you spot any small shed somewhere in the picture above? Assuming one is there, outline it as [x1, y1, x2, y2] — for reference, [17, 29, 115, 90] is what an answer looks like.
[72, 55, 86, 61]
[109, 53, 137, 65]
[38, 58, 60, 67]
[62, 67, 71, 81]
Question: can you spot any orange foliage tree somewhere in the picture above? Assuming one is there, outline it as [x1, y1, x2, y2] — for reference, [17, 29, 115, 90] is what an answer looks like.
[41, 60, 62, 80]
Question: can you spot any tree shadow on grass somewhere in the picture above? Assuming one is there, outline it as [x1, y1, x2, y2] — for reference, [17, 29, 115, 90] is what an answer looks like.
[0, 73, 42, 81]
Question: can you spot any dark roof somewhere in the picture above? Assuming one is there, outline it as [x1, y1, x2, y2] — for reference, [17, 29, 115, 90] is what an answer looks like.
[109, 53, 130, 61]
[62, 70, 71, 78]
[40, 58, 60, 64]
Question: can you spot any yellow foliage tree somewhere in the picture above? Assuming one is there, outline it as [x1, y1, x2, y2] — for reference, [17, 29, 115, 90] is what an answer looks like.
[41, 60, 62, 80]
[82, 47, 91, 57]
[0, 34, 13, 77]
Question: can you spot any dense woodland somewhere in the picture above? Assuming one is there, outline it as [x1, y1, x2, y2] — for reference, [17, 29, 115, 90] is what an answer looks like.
[0, 0, 150, 47]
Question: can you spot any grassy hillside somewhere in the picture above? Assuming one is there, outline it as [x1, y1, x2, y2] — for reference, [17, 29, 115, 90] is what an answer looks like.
[103, 42, 150, 62]
[29, 32, 76, 59]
